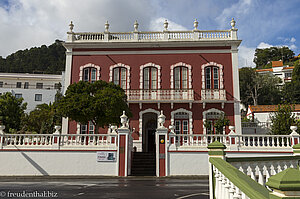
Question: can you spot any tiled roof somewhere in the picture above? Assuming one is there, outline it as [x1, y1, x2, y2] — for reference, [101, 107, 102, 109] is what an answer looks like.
[283, 66, 294, 70]
[256, 68, 273, 72]
[272, 61, 283, 67]
[249, 105, 300, 113]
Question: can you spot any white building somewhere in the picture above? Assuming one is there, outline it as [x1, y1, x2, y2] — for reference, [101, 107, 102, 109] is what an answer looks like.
[0, 72, 65, 112]
[243, 104, 300, 134]
[256, 61, 293, 84]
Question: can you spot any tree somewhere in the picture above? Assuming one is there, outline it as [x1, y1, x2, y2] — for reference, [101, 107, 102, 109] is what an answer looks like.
[270, 104, 295, 135]
[57, 80, 131, 133]
[0, 40, 65, 74]
[281, 61, 300, 104]
[0, 92, 27, 133]
[239, 67, 281, 106]
[22, 103, 62, 134]
[253, 46, 294, 68]
[214, 113, 230, 134]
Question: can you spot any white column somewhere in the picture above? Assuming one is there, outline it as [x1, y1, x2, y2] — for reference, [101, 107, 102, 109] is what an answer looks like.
[231, 45, 242, 135]
[62, 47, 73, 134]
[0, 125, 5, 149]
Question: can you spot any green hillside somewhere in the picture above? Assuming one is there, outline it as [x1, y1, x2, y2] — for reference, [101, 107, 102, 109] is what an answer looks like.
[0, 40, 65, 74]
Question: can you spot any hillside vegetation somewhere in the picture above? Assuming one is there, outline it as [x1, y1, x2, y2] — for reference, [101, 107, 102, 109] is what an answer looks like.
[0, 40, 65, 74]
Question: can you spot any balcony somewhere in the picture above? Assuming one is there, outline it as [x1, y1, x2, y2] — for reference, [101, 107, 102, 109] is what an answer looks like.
[201, 89, 226, 101]
[125, 89, 194, 103]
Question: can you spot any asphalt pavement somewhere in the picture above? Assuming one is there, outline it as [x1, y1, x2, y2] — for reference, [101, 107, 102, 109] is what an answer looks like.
[0, 177, 209, 199]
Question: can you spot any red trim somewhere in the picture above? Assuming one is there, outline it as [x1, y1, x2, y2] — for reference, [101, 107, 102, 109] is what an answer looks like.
[73, 46, 231, 52]
[118, 135, 126, 176]
[226, 151, 292, 154]
[168, 150, 292, 153]
[0, 149, 117, 152]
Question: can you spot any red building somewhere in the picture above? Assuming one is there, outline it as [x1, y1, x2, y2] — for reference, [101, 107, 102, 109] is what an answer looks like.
[62, 19, 242, 152]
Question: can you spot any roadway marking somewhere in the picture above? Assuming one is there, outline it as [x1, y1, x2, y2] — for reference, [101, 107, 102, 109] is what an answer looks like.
[176, 192, 209, 199]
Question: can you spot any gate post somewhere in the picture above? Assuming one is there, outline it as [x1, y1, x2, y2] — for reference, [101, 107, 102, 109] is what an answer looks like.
[156, 111, 168, 177]
[118, 111, 130, 177]
[0, 124, 5, 149]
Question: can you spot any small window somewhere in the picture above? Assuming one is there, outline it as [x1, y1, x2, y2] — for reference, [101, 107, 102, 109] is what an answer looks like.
[16, 82, 22, 88]
[54, 83, 61, 89]
[15, 94, 22, 99]
[0, 82, 3, 87]
[83, 68, 97, 83]
[80, 121, 95, 134]
[35, 94, 42, 101]
[285, 73, 292, 78]
[24, 82, 29, 89]
[36, 83, 43, 89]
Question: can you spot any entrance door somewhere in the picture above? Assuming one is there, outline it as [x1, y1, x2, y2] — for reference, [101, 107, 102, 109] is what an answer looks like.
[147, 129, 156, 152]
[142, 112, 157, 152]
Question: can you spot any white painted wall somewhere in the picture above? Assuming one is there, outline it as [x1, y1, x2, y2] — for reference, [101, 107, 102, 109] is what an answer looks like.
[0, 151, 118, 176]
[0, 73, 64, 113]
[168, 152, 209, 175]
[0, 87, 57, 112]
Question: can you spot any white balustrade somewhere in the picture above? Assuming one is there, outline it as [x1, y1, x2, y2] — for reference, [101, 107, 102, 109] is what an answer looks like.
[71, 30, 232, 43]
[213, 167, 248, 199]
[229, 159, 298, 187]
[126, 89, 194, 102]
[201, 89, 226, 101]
[168, 133, 299, 151]
[0, 134, 117, 149]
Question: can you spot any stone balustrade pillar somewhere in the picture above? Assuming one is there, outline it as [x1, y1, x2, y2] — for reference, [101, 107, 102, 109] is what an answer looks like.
[156, 111, 168, 177]
[266, 168, 300, 198]
[118, 111, 130, 177]
[0, 124, 5, 149]
[67, 21, 76, 42]
[208, 141, 226, 199]
[52, 125, 61, 150]
[290, 126, 299, 146]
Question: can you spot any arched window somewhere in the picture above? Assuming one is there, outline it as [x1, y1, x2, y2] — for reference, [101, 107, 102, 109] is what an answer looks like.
[109, 63, 130, 90]
[80, 121, 95, 134]
[170, 62, 192, 90]
[113, 67, 127, 89]
[203, 108, 224, 134]
[174, 112, 189, 135]
[143, 67, 157, 89]
[205, 66, 219, 89]
[83, 67, 97, 83]
[174, 66, 188, 89]
[79, 63, 101, 82]
[171, 108, 193, 135]
[201, 62, 224, 90]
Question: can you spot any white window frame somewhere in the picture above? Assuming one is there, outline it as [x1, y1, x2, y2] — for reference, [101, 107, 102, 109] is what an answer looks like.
[201, 62, 224, 90]
[35, 94, 42, 101]
[170, 62, 192, 89]
[171, 108, 193, 134]
[139, 62, 161, 89]
[79, 63, 101, 81]
[109, 63, 131, 89]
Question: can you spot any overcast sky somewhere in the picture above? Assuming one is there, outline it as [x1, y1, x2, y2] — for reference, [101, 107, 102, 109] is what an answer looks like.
[0, 0, 299, 67]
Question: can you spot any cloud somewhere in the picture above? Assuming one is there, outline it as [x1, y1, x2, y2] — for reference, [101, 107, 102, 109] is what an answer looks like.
[238, 45, 256, 68]
[149, 17, 187, 31]
[215, 0, 252, 29]
[257, 42, 273, 49]
[290, 37, 296, 43]
[0, 0, 157, 57]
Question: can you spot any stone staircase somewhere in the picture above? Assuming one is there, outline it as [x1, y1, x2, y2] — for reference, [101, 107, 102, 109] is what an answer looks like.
[131, 152, 156, 176]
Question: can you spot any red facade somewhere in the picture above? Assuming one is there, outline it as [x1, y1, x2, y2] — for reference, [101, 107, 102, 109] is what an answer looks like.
[63, 24, 241, 152]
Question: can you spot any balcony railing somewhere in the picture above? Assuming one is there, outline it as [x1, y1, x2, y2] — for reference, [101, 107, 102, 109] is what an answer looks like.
[0, 84, 60, 90]
[125, 89, 194, 102]
[201, 89, 226, 101]
[72, 30, 233, 43]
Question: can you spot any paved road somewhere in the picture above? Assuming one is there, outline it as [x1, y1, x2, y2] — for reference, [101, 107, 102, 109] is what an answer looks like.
[0, 177, 209, 199]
